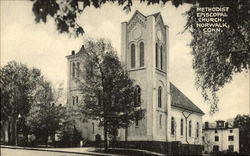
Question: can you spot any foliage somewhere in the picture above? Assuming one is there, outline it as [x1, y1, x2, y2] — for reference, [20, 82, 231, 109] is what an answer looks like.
[0, 61, 42, 144]
[0, 61, 42, 121]
[184, 0, 250, 113]
[30, 0, 192, 37]
[233, 114, 250, 154]
[80, 39, 144, 149]
[26, 79, 65, 145]
[59, 107, 85, 147]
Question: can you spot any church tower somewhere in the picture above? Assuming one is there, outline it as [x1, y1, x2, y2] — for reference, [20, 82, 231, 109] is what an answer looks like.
[121, 11, 170, 142]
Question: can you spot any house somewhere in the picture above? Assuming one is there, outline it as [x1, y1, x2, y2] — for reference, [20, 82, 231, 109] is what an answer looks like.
[202, 120, 239, 153]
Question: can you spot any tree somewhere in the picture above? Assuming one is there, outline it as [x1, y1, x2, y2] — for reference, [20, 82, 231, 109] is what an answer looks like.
[184, 0, 250, 113]
[233, 114, 250, 154]
[79, 39, 144, 150]
[26, 79, 65, 145]
[30, 0, 249, 113]
[58, 107, 85, 147]
[0, 61, 42, 145]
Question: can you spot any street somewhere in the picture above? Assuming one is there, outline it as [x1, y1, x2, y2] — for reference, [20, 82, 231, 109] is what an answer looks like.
[1, 148, 91, 156]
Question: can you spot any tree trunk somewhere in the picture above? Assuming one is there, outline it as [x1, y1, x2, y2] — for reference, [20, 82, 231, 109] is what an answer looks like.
[104, 119, 108, 151]
[14, 119, 18, 145]
[125, 126, 128, 142]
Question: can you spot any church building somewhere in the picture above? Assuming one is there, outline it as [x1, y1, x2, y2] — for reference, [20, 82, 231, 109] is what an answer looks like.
[66, 10, 204, 154]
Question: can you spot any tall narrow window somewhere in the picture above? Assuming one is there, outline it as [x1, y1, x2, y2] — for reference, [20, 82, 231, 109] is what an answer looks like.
[77, 62, 80, 77]
[134, 85, 141, 106]
[135, 116, 139, 127]
[181, 119, 184, 136]
[196, 122, 199, 138]
[155, 43, 158, 68]
[189, 120, 192, 137]
[158, 86, 162, 108]
[76, 96, 78, 104]
[72, 96, 75, 105]
[131, 44, 135, 68]
[171, 117, 175, 135]
[72, 63, 75, 77]
[160, 46, 163, 70]
[92, 123, 95, 134]
[139, 42, 144, 67]
[159, 114, 162, 129]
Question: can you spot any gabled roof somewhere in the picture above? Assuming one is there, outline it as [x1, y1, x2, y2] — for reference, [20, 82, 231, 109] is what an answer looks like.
[170, 82, 204, 115]
[150, 12, 161, 18]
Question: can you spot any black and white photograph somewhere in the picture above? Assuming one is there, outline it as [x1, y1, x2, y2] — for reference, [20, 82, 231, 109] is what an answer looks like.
[1, 0, 249, 155]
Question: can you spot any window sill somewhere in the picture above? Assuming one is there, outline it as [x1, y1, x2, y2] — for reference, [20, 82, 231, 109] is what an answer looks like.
[129, 67, 146, 72]
[155, 68, 166, 74]
[156, 108, 167, 113]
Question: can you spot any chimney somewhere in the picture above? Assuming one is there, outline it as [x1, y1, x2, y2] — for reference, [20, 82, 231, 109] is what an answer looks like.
[225, 122, 229, 128]
[205, 122, 209, 129]
[72, 50, 75, 55]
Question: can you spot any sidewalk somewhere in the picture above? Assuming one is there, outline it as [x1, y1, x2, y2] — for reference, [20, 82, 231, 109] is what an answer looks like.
[0, 145, 116, 156]
[0, 145, 165, 156]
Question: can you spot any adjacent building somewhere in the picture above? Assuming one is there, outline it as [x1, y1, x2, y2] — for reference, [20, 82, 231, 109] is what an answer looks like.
[202, 120, 239, 153]
[66, 10, 204, 154]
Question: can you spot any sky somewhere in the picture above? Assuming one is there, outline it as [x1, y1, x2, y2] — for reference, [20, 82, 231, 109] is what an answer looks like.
[1, 0, 249, 122]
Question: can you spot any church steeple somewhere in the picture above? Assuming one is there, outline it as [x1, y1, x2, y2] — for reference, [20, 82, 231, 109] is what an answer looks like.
[121, 10, 170, 141]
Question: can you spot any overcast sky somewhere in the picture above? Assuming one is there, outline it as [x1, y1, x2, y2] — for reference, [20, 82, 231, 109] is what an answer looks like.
[1, 0, 249, 122]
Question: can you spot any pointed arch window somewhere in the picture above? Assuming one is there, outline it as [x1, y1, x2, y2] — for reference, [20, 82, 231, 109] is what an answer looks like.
[139, 42, 144, 67]
[171, 117, 175, 135]
[72, 63, 75, 77]
[160, 46, 163, 70]
[155, 43, 158, 68]
[158, 86, 162, 108]
[131, 44, 135, 68]
[181, 118, 184, 136]
[189, 120, 192, 137]
[134, 85, 141, 106]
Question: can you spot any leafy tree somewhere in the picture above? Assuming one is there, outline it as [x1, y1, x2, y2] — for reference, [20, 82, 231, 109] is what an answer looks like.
[0, 61, 42, 145]
[26, 79, 65, 145]
[79, 39, 144, 150]
[233, 114, 250, 154]
[59, 106, 86, 147]
[184, 0, 250, 113]
[30, 0, 249, 114]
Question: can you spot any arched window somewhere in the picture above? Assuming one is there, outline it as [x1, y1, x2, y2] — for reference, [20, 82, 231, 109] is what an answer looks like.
[159, 114, 162, 129]
[181, 118, 184, 136]
[131, 44, 135, 68]
[158, 86, 162, 108]
[155, 43, 158, 68]
[189, 120, 192, 137]
[72, 96, 75, 105]
[139, 42, 144, 67]
[160, 46, 163, 70]
[171, 117, 175, 135]
[72, 62, 75, 77]
[76, 96, 78, 104]
[196, 122, 199, 138]
[77, 62, 80, 77]
[134, 85, 141, 106]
